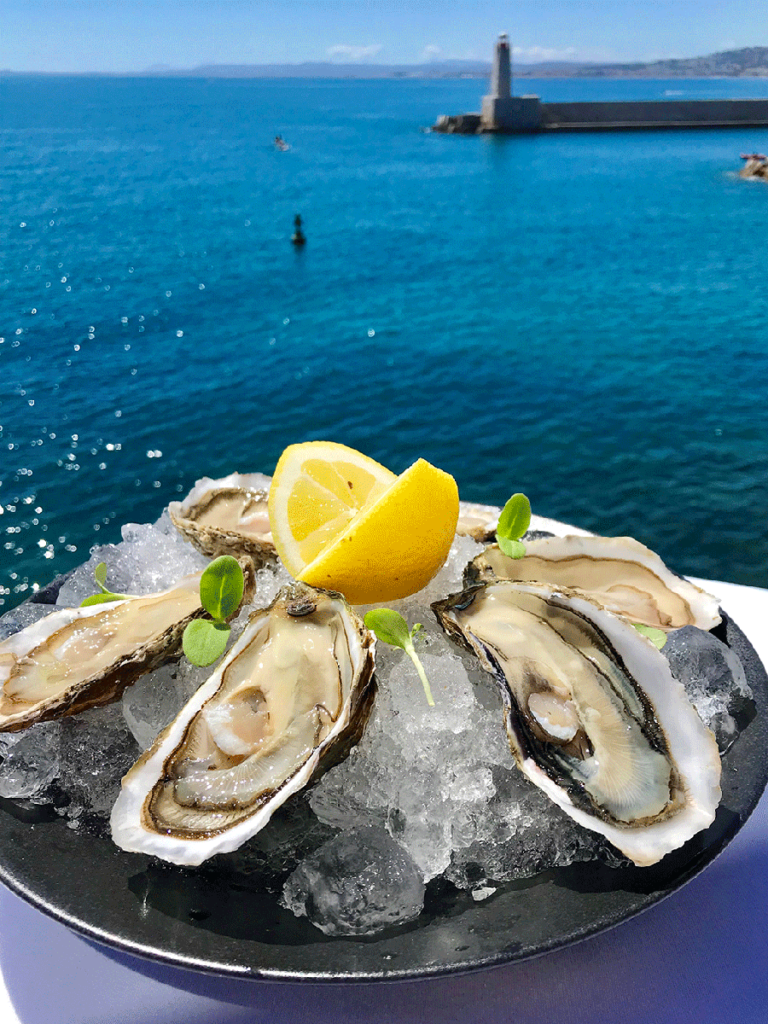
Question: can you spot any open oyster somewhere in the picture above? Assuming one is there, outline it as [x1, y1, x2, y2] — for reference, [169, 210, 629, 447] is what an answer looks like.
[456, 501, 501, 542]
[432, 580, 722, 866]
[0, 572, 235, 732]
[467, 534, 721, 632]
[169, 472, 275, 566]
[111, 582, 376, 866]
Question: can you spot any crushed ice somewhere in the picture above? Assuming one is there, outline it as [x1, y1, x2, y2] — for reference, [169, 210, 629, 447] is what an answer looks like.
[0, 512, 755, 937]
[55, 511, 210, 607]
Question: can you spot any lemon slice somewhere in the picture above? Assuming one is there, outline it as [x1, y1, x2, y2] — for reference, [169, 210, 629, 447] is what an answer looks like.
[268, 443, 459, 604]
[268, 442, 397, 578]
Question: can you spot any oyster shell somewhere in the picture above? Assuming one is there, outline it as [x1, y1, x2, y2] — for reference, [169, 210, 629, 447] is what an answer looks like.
[432, 580, 722, 866]
[467, 534, 721, 632]
[111, 582, 376, 865]
[456, 501, 500, 542]
[1, 573, 219, 732]
[169, 472, 275, 566]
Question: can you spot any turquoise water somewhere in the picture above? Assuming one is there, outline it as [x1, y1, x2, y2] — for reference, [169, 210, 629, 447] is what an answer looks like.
[2, 75, 768, 607]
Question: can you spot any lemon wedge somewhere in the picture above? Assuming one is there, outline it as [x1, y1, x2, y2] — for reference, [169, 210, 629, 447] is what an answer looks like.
[268, 442, 459, 604]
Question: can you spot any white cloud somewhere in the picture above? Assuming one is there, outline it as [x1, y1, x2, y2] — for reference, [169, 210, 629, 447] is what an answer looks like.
[512, 45, 577, 63]
[326, 44, 383, 62]
[421, 44, 442, 61]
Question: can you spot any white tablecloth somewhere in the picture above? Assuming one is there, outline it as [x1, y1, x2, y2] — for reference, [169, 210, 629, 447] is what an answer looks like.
[1, 577, 766, 1024]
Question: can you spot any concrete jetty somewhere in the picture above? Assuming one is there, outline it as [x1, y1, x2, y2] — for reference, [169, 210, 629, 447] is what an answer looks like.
[433, 34, 768, 134]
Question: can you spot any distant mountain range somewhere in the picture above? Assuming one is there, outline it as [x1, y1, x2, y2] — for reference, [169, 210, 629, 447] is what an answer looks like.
[3, 46, 768, 80]
[525, 46, 768, 78]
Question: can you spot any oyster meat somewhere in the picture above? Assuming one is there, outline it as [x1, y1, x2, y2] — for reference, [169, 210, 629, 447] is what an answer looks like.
[467, 534, 721, 632]
[1, 575, 207, 732]
[111, 582, 376, 865]
[169, 472, 275, 566]
[433, 580, 722, 866]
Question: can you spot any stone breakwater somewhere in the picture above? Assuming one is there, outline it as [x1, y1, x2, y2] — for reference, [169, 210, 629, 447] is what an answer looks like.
[433, 97, 768, 134]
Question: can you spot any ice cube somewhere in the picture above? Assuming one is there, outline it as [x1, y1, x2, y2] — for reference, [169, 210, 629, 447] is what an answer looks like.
[247, 564, 293, 612]
[446, 781, 602, 890]
[281, 825, 425, 936]
[122, 662, 207, 750]
[58, 703, 139, 816]
[56, 511, 209, 607]
[0, 721, 61, 801]
[0, 602, 54, 641]
[471, 885, 497, 901]
[220, 795, 337, 880]
[663, 625, 753, 750]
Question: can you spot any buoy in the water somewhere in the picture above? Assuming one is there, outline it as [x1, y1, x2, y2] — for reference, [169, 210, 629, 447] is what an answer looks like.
[291, 214, 306, 246]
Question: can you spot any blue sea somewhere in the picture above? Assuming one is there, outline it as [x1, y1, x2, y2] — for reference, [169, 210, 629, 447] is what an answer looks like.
[2, 75, 768, 608]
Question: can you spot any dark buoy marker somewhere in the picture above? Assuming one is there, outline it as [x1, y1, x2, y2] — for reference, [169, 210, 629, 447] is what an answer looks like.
[291, 214, 306, 246]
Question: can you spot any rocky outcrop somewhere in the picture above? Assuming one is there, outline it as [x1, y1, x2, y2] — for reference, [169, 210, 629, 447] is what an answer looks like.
[432, 114, 483, 134]
[739, 156, 768, 180]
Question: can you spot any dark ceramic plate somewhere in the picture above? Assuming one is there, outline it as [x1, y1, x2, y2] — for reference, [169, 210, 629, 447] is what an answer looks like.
[0, 609, 766, 982]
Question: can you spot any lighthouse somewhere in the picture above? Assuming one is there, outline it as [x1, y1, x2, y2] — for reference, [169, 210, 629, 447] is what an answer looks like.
[490, 32, 512, 99]
[480, 34, 541, 131]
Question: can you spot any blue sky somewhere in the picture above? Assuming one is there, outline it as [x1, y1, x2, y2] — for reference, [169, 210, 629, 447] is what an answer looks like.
[1, 0, 766, 73]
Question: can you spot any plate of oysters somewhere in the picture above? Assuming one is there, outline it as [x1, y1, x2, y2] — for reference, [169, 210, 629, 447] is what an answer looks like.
[0, 445, 766, 982]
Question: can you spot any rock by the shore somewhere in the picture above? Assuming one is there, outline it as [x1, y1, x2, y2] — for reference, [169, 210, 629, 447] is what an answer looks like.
[739, 157, 768, 180]
[432, 113, 483, 134]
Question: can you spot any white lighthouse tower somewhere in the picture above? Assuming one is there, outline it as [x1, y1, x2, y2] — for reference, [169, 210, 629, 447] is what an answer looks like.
[481, 34, 541, 131]
[491, 32, 512, 98]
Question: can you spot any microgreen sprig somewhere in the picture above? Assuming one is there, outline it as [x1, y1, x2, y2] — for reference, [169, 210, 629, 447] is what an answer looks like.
[496, 492, 531, 559]
[633, 623, 668, 650]
[364, 609, 434, 707]
[80, 562, 133, 606]
[182, 556, 245, 667]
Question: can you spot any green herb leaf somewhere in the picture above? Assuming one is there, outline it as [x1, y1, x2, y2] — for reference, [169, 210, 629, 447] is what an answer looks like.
[406, 647, 435, 707]
[199, 556, 244, 623]
[182, 618, 231, 666]
[363, 609, 412, 650]
[80, 562, 132, 606]
[80, 592, 126, 607]
[364, 609, 435, 706]
[497, 536, 527, 559]
[496, 493, 531, 560]
[633, 623, 668, 650]
[497, 493, 531, 544]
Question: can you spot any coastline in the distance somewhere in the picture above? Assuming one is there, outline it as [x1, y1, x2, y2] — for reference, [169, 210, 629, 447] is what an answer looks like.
[3, 44, 768, 79]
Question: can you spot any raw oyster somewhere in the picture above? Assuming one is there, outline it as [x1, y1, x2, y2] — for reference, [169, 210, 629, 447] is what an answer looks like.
[169, 472, 275, 566]
[456, 501, 500, 542]
[111, 582, 376, 866]
[467, 534, 721, 632]
[456, 502, 595, 543]
[0, 573, 229, 733]
[432, 580, 722, 866]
